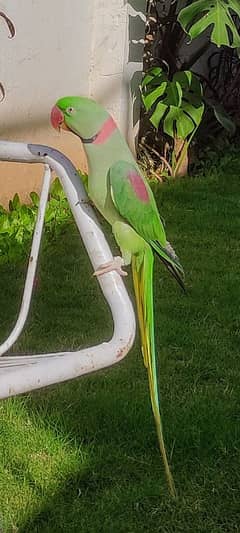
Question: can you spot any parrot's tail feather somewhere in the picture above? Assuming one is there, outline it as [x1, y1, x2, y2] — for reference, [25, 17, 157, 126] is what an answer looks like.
[159, 256, 186, 293]
[132, 248, 176, 498]
[151, 240, 185, 293]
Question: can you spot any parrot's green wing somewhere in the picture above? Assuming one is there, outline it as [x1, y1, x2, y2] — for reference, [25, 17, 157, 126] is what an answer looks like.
[109, 160, 184, 288]
[108, 160, 167, 246]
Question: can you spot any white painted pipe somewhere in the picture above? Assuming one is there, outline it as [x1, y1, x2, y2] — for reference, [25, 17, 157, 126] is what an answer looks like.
[0, 165, 51, 356]
[0, 141, 136, 399]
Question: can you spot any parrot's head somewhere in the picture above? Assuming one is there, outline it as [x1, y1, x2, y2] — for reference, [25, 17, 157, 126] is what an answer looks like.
[50, 96, 114, 142]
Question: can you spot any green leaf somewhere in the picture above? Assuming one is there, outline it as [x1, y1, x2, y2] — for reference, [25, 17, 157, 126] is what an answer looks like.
[15, 227, 24, 244]
[9, 193, 21, 211]
[0, 215, 10, 234]
[143, 83, 168, 111]
[141, 67, 163, 88]
[45, 209, 56, 223]
[178, 0, 240, 48]
[50, 178, 65, 200]
[141, 68, 204, 140]
[150, 102, 167, 129]
[80, 172, 89, 192]
[30, 191, 40, 207]
[212, 103, 236, 135]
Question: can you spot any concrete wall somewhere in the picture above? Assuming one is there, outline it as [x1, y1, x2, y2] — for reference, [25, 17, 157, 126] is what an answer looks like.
[0, 0, 145, 205]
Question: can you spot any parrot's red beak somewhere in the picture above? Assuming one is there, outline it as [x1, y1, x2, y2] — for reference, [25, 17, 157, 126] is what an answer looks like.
[50, 105, 67, 131]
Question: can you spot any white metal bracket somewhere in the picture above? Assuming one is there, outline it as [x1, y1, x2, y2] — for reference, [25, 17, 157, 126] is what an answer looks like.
[0, 141, 136, 399]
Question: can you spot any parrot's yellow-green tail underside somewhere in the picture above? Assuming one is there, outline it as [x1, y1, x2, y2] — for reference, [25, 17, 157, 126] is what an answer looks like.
[132, 246, 176, 498]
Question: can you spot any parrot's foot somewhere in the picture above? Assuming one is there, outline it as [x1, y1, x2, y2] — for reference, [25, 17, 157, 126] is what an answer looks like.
[75, 199, 94, 207]
[93, 256, 128, 277]
[81, 199, 94, 206]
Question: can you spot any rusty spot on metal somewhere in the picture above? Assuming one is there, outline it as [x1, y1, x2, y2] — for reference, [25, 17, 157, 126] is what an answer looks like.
[116, 332, 135, 359]
[116, 348, 124, 359]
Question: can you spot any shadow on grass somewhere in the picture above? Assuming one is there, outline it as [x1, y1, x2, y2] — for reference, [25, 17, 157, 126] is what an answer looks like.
[18, 362, 240, 533]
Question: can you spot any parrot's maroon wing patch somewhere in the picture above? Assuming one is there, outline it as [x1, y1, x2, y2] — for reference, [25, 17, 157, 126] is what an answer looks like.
[128, 171, 149, 203]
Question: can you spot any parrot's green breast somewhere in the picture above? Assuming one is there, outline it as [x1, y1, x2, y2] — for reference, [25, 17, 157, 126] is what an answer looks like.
[85, 130, 135, 225]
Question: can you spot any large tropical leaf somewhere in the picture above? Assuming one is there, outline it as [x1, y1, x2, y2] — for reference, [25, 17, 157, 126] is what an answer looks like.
[141, 68, 204, 140]
[205, 99, 237, 135]
[178, 0, 240, 48]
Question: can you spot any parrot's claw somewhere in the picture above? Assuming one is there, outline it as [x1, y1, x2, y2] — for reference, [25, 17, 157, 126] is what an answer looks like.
[93, 256, 128, 277]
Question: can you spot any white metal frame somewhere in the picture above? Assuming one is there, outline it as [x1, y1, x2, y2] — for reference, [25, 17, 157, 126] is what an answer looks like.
[0, 141, 136, 399]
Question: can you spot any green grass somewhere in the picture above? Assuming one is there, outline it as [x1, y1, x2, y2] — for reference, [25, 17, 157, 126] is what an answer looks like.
[0, 162, 240, 532]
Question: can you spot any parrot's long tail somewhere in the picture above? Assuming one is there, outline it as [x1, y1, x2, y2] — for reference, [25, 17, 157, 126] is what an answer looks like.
[150, 240, 185, 293]
[132, 246, 176, 497]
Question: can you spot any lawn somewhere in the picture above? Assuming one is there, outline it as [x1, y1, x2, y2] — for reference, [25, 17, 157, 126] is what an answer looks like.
[0, 159, 240, 532]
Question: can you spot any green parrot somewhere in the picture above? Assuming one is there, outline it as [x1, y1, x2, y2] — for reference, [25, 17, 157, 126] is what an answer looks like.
[51, 96, 184, 496]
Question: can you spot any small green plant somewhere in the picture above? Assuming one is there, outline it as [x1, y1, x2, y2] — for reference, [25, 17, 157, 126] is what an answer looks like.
[0, 178, 72, 265]
[44, 177, 71, 236]
[141, 67, 204, 177]
[0, 194, 35, 263]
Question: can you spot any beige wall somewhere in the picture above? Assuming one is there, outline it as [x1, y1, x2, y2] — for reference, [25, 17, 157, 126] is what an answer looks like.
[0, 128, 87, 206]
[0, 0, 91, 204]
[0, 0, 146, 206]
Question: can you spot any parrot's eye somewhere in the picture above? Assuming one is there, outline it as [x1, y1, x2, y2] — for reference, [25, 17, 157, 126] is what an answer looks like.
[66, 106, 74, 114]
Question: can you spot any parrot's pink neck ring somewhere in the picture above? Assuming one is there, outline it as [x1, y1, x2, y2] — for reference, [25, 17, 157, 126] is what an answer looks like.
[80, 117, 117, 145]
